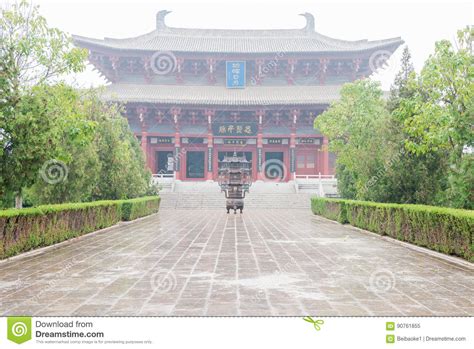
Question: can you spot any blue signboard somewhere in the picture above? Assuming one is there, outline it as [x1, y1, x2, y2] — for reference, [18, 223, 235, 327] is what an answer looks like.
[226, 61, 246, 89]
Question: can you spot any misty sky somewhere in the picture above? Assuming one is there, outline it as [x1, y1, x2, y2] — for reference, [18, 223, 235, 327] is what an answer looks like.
[12, 0, 473, 89]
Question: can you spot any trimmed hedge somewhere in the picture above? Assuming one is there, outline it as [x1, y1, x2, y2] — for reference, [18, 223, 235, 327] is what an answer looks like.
[311, 197, 347, 223]
[120, 196, 161, 221]
[311, 198, 474, 262]
[0, 196, 160, 259]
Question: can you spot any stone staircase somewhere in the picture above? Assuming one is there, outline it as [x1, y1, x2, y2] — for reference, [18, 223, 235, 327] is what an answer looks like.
[296, 178, 339, 197]
[246, 192, 313, 209]
[174, 181, 220, 193]
[159, 184, 313, 210]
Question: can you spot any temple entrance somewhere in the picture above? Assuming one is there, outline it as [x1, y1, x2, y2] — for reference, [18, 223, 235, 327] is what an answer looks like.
[156, 151, 174, 175]
[296, 150, 318, 175]
[186, 151, 205, 179]
[218, 151, 253, 179]
[264, 151, 284, 180]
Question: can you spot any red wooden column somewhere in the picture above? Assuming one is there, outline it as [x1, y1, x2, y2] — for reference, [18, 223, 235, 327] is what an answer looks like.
[256, 109, 265, 180]
[255, 58, 265, 85]
[206, 58, 216, 84]
[171, 107, 182, 180]
[141, 132, 148, 166]
[352, 58, 361, 81]
[322, 136, 329, 175]
[286, 58, 297, 85]
[290, 109, 300, 179]
[109, 55, 119, 82]
[205, 109, 215, 181]
[138, 107, 150, 170]
[318, 58, 329, 85]
[176, 57, 184, 83]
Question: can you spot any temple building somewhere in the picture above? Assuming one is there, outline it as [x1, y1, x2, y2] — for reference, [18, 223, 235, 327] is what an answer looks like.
[73, 11, 403, 182]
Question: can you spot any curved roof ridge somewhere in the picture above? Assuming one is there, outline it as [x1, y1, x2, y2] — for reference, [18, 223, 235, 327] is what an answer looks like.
[102, 29, 159, 42]
[72, 11, 404, 53]
[75, 28, 402, 45]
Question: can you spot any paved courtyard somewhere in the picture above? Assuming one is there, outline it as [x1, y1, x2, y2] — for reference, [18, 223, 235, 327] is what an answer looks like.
[0, 208, 472, 316]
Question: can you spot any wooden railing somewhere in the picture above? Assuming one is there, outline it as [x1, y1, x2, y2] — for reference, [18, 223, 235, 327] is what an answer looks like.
[152, 173, 175, 179]
[152, 173, 176, 192]
[293, 173, 337, 196]
[293, 173, 336, 180]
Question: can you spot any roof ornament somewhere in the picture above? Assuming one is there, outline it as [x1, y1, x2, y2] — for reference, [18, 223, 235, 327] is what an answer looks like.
[299, 12, 315, 32]
[156, 10, 172, 30]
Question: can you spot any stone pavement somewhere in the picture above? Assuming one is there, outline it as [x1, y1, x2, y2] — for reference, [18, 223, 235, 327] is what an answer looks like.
[0, 208, 472, 316]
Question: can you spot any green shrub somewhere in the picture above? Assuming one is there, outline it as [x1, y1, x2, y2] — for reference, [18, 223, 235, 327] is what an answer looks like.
[311, 197, 474, 262]
[120, 196, 160, 221]
[311, 198, 348, 223]
[0, 196, 160, 259]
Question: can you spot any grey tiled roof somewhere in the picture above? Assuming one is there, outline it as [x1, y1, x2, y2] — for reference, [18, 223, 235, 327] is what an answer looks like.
[297, 126, 322, 135]
[148, 123, 175, 133]
[103, 84, 340, 106]
[180, 125, 208, 134]
[264, 126, 292, 135]
[73, 18, 403, 54]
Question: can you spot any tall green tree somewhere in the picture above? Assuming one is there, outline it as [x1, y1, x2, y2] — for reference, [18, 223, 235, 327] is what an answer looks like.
[387, 46, 415, 113]
[398, 28, 473, 158]
[315, 80, 390, 199]
[395, 27, 473, 208]
[27, 88, 152, 205]
[86, 93, 151, 201]
[379, 46, 447, 205]
[0, 0, 87, 207]
[318, 30, 473, 209]
[24, 85, 99, 205]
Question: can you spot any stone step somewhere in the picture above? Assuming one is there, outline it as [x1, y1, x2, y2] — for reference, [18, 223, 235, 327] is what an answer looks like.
[159, 192, 313, 209]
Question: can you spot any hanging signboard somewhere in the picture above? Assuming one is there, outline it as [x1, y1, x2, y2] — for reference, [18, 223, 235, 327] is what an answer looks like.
[298, 138, 321, 145]
[223, 139, 247, 145]
[182, 137, 205, 144]
[212, 123, 257, 136]
[226, 61, 246, 89]
[266, 138, 283, 144]
[154, 137, 173, 144]
[290, 148, 295, 173]
[208, 147, 213, 172]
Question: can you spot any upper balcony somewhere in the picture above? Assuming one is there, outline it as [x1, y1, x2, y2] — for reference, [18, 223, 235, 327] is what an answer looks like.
[73, 11, 403, 86]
